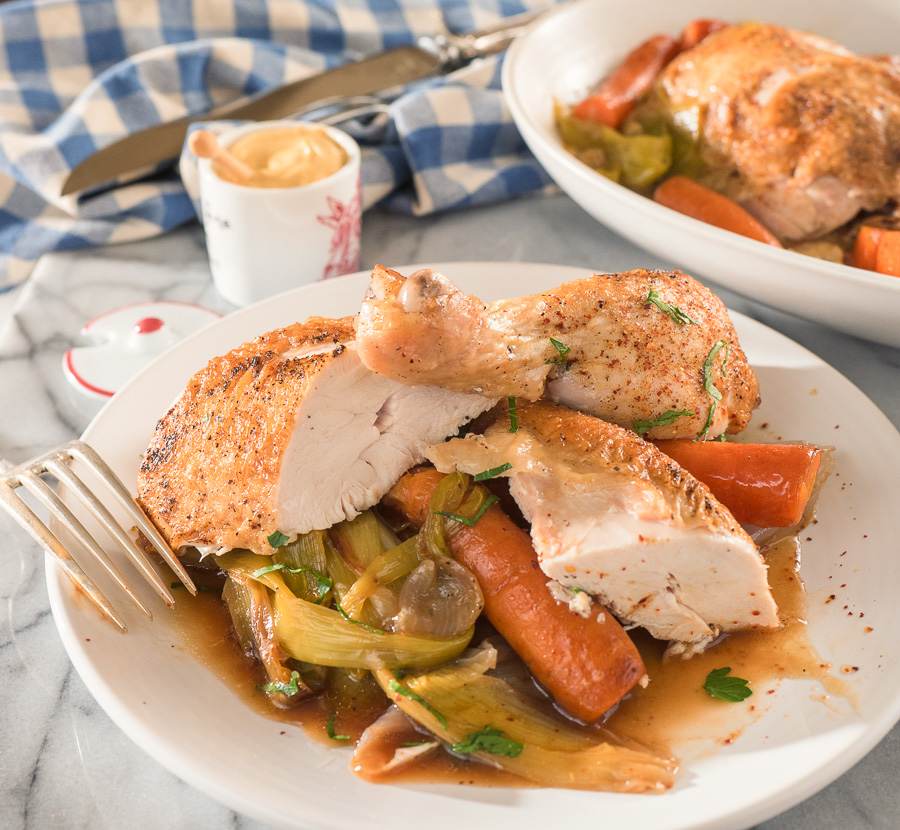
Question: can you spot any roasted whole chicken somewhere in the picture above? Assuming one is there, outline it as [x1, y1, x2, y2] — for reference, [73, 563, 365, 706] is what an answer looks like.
[657, 22, 900, 241]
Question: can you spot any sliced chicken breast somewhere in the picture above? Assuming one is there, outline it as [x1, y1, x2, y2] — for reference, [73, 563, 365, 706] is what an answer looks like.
[356, 266, 759, 440]
[426, 400, 779, 651]
[138, 317, 494, 553]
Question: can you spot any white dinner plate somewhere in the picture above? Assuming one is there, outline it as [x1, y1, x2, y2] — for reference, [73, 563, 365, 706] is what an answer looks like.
[48, 263, 900, 830]
[503, 0, 900, 348]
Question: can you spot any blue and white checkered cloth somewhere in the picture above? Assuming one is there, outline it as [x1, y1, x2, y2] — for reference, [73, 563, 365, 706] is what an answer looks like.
[0, 0, 558, 292]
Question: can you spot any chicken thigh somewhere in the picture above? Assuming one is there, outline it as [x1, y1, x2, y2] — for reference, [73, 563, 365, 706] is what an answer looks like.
[657, 22, 900, 240]
[356, 266, 758, 440]
[427, 400, 779, 652]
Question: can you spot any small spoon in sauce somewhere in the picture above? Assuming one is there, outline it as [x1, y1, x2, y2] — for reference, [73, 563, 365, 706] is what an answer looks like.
[188, 129, 254, 183]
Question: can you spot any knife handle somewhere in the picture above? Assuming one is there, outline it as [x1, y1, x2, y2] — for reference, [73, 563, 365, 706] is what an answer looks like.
[417, 7, 548, 70]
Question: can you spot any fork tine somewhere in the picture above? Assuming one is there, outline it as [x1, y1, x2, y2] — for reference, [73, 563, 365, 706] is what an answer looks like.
[66, 442, 197, 595]
[46, 457, 177, 607]
[0, 482, 127, 631]
[16, 470, 153, 619]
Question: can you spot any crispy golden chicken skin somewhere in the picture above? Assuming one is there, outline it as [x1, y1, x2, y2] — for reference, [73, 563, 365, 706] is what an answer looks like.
[137, 316, 493, 553]
[428, 400, 779, 652]
[356, 265, 759, 440]
[657, 22, 900, 240]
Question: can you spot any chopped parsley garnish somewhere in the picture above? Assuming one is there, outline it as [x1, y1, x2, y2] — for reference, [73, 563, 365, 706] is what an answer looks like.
[546, 337, 571, 369]
[697, 405, 717, 443]
[326, 715, 350, 741]
[388, 680, 448, 729]
[257, 670, 302, 696]
[703, 341, 726, 401]
[334, 600, 386, 635]
[452, 726, 524, 758]
[633, 409, 694, 436]
[695, 340, 727, 442]
[435, 494, 499, 527]
[401, 741, 435, 748]
[267, 530, 290, 549]
[508, 396, 518, 433]
[473, 462, 513, 481]
[703, 667, 752, 702]
[643, 287, 699, 326]
[252, 563, 333, 604]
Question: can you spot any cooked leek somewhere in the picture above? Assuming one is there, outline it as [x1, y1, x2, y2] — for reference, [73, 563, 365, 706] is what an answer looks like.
[624, 95, 707, 181]
[418, 471, 496, 553]
[340, 536, 419, 618]
[221, 577, 258, 658]
[273, 582, 472, 669]
[223, 554, 472, 669]
[374, 510, 402, 551]
[222, 572, 310, 705]
[373, 645, 676, 793]
[323, 533, 359, 601]
[330, 509, 384, 570]
[418, 471, 469, 559]
[556, 108, 672, 191]
[273, 530, 329, 602]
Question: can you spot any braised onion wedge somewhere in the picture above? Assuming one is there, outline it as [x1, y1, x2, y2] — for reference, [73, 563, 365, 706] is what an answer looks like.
[394, 558, 483, 638]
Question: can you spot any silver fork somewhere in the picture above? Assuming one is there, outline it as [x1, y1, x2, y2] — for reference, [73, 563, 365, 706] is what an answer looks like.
[0, 440, 196, 631]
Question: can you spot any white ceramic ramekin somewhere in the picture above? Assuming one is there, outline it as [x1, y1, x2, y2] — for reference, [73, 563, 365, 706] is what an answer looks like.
[196, 120, 361, 307]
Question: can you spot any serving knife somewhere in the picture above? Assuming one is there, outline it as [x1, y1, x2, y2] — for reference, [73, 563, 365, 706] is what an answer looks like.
[60, 8, 548, 196]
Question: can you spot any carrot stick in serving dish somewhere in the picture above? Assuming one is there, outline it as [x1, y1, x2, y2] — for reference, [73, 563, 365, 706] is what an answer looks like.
[572, 35, 681, 128]
[385, 468, 646, 723]
[679, 19, 729, 50]
[852, 225, 885, 271]
[653, 176, 783, 247]
[652, 440, 822, 528]
[874, 229, 900, 276]
[851, 225, 900, 276]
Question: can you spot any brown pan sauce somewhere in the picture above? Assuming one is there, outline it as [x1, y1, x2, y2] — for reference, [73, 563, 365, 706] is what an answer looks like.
[171, 535, 844, 787]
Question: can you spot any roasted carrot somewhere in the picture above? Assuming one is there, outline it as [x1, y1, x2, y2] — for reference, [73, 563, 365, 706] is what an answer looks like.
[852, 225, 885, 271]
[679, 19, 728, 50]
[385, 469, 645, 723]
[874, 229, 900, 276]
[652, 440, 822, 528]
[654, 176, 783, 247]
[572, 35, 680, 128]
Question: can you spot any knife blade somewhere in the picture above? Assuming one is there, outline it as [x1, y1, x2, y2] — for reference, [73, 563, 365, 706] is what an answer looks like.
[60, 8, 548, 196]
[61, 46, 439, 196]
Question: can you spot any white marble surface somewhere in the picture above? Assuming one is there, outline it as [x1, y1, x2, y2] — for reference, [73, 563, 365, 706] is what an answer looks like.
[2, 192, 900, 830]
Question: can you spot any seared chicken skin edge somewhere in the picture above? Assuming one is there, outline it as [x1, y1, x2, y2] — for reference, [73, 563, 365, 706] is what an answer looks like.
[355, 265, 759, 440]
[427, 400, 780, 654]
[137, 316, 494, 553]
[657, 22, 900, 241]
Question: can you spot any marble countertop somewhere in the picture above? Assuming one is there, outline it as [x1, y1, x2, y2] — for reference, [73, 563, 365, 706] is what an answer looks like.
[2, 192, 899, 830]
